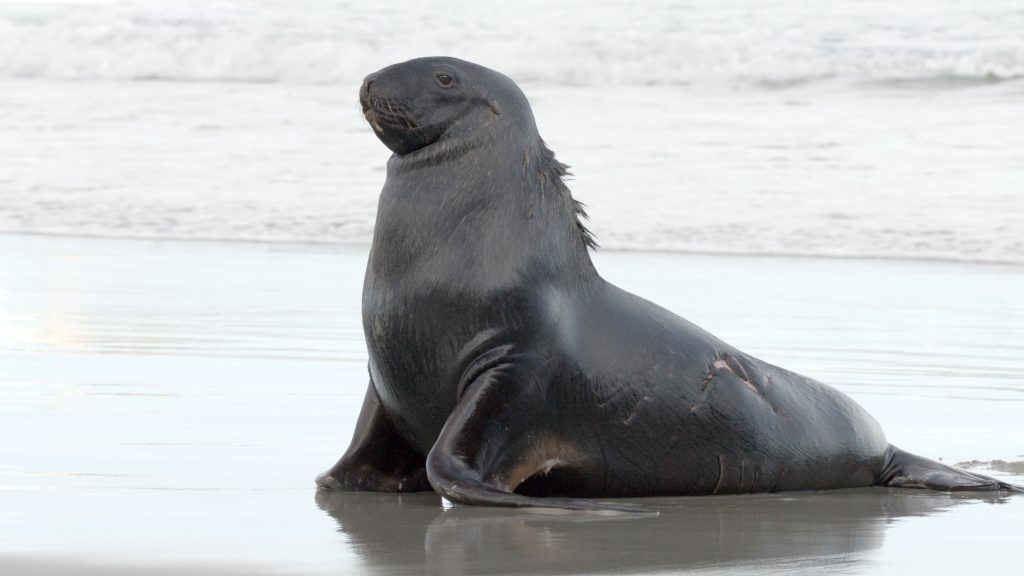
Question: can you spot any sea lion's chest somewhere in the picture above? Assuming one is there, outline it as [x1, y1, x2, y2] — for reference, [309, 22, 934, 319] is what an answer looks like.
[362, 271, 458, 435]
[361, 256, 534, 452]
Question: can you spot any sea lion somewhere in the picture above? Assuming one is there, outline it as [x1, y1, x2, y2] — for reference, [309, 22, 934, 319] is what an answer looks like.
[316, 56, 1021, 511]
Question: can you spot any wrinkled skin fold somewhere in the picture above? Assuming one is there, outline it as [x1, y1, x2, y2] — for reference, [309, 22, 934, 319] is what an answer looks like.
[317, 57, 1022, 511]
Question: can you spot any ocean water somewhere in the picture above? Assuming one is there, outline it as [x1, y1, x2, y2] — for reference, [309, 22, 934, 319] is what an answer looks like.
[1, 0, 1023, 262]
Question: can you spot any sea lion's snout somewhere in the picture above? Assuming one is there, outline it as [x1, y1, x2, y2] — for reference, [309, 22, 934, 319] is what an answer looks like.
[359, 75, 389, 136]
[359, 75, 376, 114]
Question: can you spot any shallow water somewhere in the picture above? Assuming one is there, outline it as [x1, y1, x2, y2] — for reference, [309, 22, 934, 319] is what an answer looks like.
[1, 234, 1022, 574]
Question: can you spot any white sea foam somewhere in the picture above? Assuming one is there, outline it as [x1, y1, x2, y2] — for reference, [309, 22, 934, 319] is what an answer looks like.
[1, 0, 1023, 86]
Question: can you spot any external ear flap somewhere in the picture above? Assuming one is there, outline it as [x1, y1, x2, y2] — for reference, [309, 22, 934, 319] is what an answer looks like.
[488, 101, 501, 116]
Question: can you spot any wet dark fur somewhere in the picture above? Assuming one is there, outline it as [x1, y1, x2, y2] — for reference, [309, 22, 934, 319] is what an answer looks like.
[318, 57, 1021, 511]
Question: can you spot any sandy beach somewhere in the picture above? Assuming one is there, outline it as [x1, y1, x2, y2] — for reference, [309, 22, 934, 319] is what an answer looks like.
[1, 233, 1022, 575]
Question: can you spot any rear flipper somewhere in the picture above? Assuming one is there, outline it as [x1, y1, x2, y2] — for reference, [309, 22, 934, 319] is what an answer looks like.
[879, 445, 1023, 493]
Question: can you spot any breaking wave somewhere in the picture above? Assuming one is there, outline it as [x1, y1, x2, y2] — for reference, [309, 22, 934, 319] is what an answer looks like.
[2, 0, 1023, 86]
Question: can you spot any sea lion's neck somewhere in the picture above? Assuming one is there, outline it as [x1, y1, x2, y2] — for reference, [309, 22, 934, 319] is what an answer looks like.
[371, 129, 597, 291]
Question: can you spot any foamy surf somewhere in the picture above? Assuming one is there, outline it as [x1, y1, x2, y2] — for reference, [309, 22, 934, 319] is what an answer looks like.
[1, 0, 1023, 86]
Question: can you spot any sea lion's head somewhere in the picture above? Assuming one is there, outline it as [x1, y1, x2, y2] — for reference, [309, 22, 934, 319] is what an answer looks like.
[360, 57, 534, 156]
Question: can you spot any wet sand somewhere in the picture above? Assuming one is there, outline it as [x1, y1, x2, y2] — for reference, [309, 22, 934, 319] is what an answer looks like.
[1, 234, 1022, 575]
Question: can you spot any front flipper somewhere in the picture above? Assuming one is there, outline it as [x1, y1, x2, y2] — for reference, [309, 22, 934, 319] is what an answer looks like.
[879, 445, 1023, 493]
[317, 380, 431, 492]
[425, 367, 655, 514]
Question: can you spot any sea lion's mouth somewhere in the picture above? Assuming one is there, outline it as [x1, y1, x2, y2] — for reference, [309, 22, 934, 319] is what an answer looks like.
[358, 84, 447, 155]
[361, 91, 417, 133]
[363, 107, 386, 134]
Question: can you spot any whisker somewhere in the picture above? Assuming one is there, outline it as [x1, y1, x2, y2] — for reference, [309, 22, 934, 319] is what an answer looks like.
[364, 94, 420, 131]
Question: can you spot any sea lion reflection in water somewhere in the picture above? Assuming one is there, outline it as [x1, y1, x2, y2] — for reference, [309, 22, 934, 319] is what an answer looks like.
[314, 489, 1002, 575]
[316, 57, 1022, 511]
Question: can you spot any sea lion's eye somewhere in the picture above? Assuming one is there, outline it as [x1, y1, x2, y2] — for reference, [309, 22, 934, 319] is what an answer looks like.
[435, 73, 455, 88]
